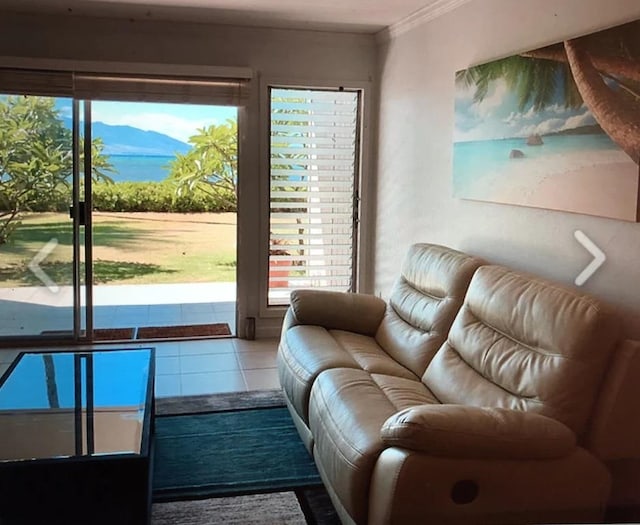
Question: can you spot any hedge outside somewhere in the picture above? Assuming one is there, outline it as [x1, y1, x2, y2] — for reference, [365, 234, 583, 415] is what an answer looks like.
[26, 181, 237, 213]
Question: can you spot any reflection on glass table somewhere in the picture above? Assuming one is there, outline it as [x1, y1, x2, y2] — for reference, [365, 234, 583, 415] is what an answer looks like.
[0, 348, 153, 462]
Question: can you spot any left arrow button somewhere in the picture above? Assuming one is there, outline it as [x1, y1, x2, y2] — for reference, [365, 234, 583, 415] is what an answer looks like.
[28, 238, 60, 293]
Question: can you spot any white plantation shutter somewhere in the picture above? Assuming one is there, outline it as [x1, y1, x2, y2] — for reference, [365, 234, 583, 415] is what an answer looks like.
[268, 87, 361, 306]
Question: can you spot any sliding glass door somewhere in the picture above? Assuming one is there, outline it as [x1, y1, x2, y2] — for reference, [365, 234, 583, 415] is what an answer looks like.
[86, 99, 239, 340]
[0, 94, 78, 340]
[0, 67, 247, 344]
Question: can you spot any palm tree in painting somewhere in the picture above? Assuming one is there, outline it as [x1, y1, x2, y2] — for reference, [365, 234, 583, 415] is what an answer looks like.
[456, 20, 640, 164]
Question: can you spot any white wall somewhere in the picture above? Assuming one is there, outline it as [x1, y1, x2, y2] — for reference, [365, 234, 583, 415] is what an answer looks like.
[0, 12, 377, 337]
[375, 0, 640, 338]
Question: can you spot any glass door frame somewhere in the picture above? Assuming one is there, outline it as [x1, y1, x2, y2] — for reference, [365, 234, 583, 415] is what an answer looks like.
[71, 99, 93, 343]
[81, 100, 94, 341]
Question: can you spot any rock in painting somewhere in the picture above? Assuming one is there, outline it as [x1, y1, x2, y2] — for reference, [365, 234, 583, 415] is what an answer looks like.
[526, 134, 544, 146]
[510, 149, 525, 158]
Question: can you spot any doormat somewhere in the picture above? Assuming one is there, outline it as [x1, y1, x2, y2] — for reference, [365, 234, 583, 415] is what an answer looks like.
[136, 323, 232, 339]
[40, 327, 136, 340]
[94, 327, 137, 340]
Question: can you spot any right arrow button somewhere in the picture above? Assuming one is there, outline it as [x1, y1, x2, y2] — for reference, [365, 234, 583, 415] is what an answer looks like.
[574, 230, 606, 286]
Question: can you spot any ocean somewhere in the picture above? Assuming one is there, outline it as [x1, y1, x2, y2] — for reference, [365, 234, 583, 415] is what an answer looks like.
[106, 155, 175, 183]
[453, 133, 624, 193]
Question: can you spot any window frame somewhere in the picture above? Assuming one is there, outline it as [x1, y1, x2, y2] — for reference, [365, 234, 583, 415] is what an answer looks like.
[258, 77, 373, 318]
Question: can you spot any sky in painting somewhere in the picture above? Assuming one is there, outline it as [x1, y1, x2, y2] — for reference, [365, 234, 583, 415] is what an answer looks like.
[453, 75, 597, 143]
[58, 100, 237, 144]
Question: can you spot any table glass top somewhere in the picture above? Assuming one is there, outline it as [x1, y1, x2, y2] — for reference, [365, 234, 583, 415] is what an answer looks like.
[0, 348, 153, 462]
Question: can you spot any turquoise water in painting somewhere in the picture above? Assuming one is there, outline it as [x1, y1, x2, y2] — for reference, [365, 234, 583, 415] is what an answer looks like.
[107, 155, 175, 183]
[453, 134, 623, 193]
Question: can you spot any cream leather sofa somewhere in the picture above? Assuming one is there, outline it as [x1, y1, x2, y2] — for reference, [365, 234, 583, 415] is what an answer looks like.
[277, 243, 639, 524]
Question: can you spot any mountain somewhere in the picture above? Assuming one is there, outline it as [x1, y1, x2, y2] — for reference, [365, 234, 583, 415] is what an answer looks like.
[62, 117, 191, 156]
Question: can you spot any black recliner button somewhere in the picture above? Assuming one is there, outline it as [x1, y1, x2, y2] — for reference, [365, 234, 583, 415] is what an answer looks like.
[451, 479, 479, 504]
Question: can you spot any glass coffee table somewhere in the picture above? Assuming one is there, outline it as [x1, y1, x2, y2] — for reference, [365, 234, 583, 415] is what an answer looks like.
[0, 348, 155, 525]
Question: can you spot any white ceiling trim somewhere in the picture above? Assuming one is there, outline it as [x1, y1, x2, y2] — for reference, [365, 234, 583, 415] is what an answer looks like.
[376, 0, 473, 43]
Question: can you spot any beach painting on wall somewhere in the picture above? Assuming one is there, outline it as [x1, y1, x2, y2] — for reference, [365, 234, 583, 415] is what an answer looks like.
[453, 19, 640, 222]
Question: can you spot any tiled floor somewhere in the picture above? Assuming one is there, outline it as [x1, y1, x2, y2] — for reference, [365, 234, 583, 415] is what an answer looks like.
[0, 337, 280, 397]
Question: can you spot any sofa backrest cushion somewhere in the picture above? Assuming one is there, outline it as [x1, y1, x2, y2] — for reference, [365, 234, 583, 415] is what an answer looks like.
[423, 265, 619, 436]
[375, 244, 483, 377]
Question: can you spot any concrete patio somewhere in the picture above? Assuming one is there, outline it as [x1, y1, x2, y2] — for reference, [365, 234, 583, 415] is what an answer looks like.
[0, 282, 236, 338]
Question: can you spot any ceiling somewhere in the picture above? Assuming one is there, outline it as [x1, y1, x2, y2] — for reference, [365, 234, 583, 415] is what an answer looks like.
[0, 0, 452, 33]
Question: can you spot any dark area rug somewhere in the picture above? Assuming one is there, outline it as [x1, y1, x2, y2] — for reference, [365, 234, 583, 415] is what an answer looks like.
[153, 390, 339, 524]
[153, 407, 322, 500]
[138, 323, 231, 339]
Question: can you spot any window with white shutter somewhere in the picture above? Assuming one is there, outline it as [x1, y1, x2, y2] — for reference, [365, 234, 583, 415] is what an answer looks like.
[268, 87, 361, 306]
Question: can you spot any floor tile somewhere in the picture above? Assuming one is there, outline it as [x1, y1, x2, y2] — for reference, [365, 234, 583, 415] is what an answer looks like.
[182, 312, 219, 324]
[212, 301, 236, 314]
[234, 338, 279, 353]
[143, 313, 183, 325]
[243, 368, 280, 391]
[156, 356, 180, 375]
[179, 339, 235, 355]
[237, 350, 278, 370]
[155, 374, 182, 397]
[181, 303, 216, 314]
[181, 371, 246, 395]
[152, 343, 182, 358]
[180, 353, 239, 374]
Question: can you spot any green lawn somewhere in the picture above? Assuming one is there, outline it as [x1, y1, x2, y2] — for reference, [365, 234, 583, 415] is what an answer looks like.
[0, 212, 237, 287]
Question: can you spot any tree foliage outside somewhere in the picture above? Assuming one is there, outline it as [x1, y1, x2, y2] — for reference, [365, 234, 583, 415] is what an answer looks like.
[0, 96, 114, 244]
[168, 119, 237, 210]
[456, 20, 640, 164]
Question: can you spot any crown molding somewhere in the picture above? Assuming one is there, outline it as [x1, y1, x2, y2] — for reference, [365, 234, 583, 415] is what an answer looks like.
[376, 0, 472, 43]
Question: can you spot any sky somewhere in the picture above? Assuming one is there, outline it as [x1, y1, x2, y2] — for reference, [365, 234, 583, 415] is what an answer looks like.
[92, 101, 237, 143]
[454, 76, 597, 143]
[55, 99, 237, 144]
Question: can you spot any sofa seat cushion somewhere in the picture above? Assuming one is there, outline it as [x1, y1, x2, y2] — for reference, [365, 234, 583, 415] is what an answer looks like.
[309, 367, 438, 524]
[278, 326, 419, 424]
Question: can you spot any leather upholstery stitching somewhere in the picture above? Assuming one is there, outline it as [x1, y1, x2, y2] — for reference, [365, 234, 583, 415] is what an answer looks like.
[388, 301, 431, 336]
[447, 343, 544, 403]
[398, 276, 446, 302]
[465, 309, 568, 359]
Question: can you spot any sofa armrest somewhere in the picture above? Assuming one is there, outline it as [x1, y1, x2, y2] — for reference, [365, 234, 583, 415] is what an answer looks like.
[286, 289, 387, 336]
[381, 404, 576, 459]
